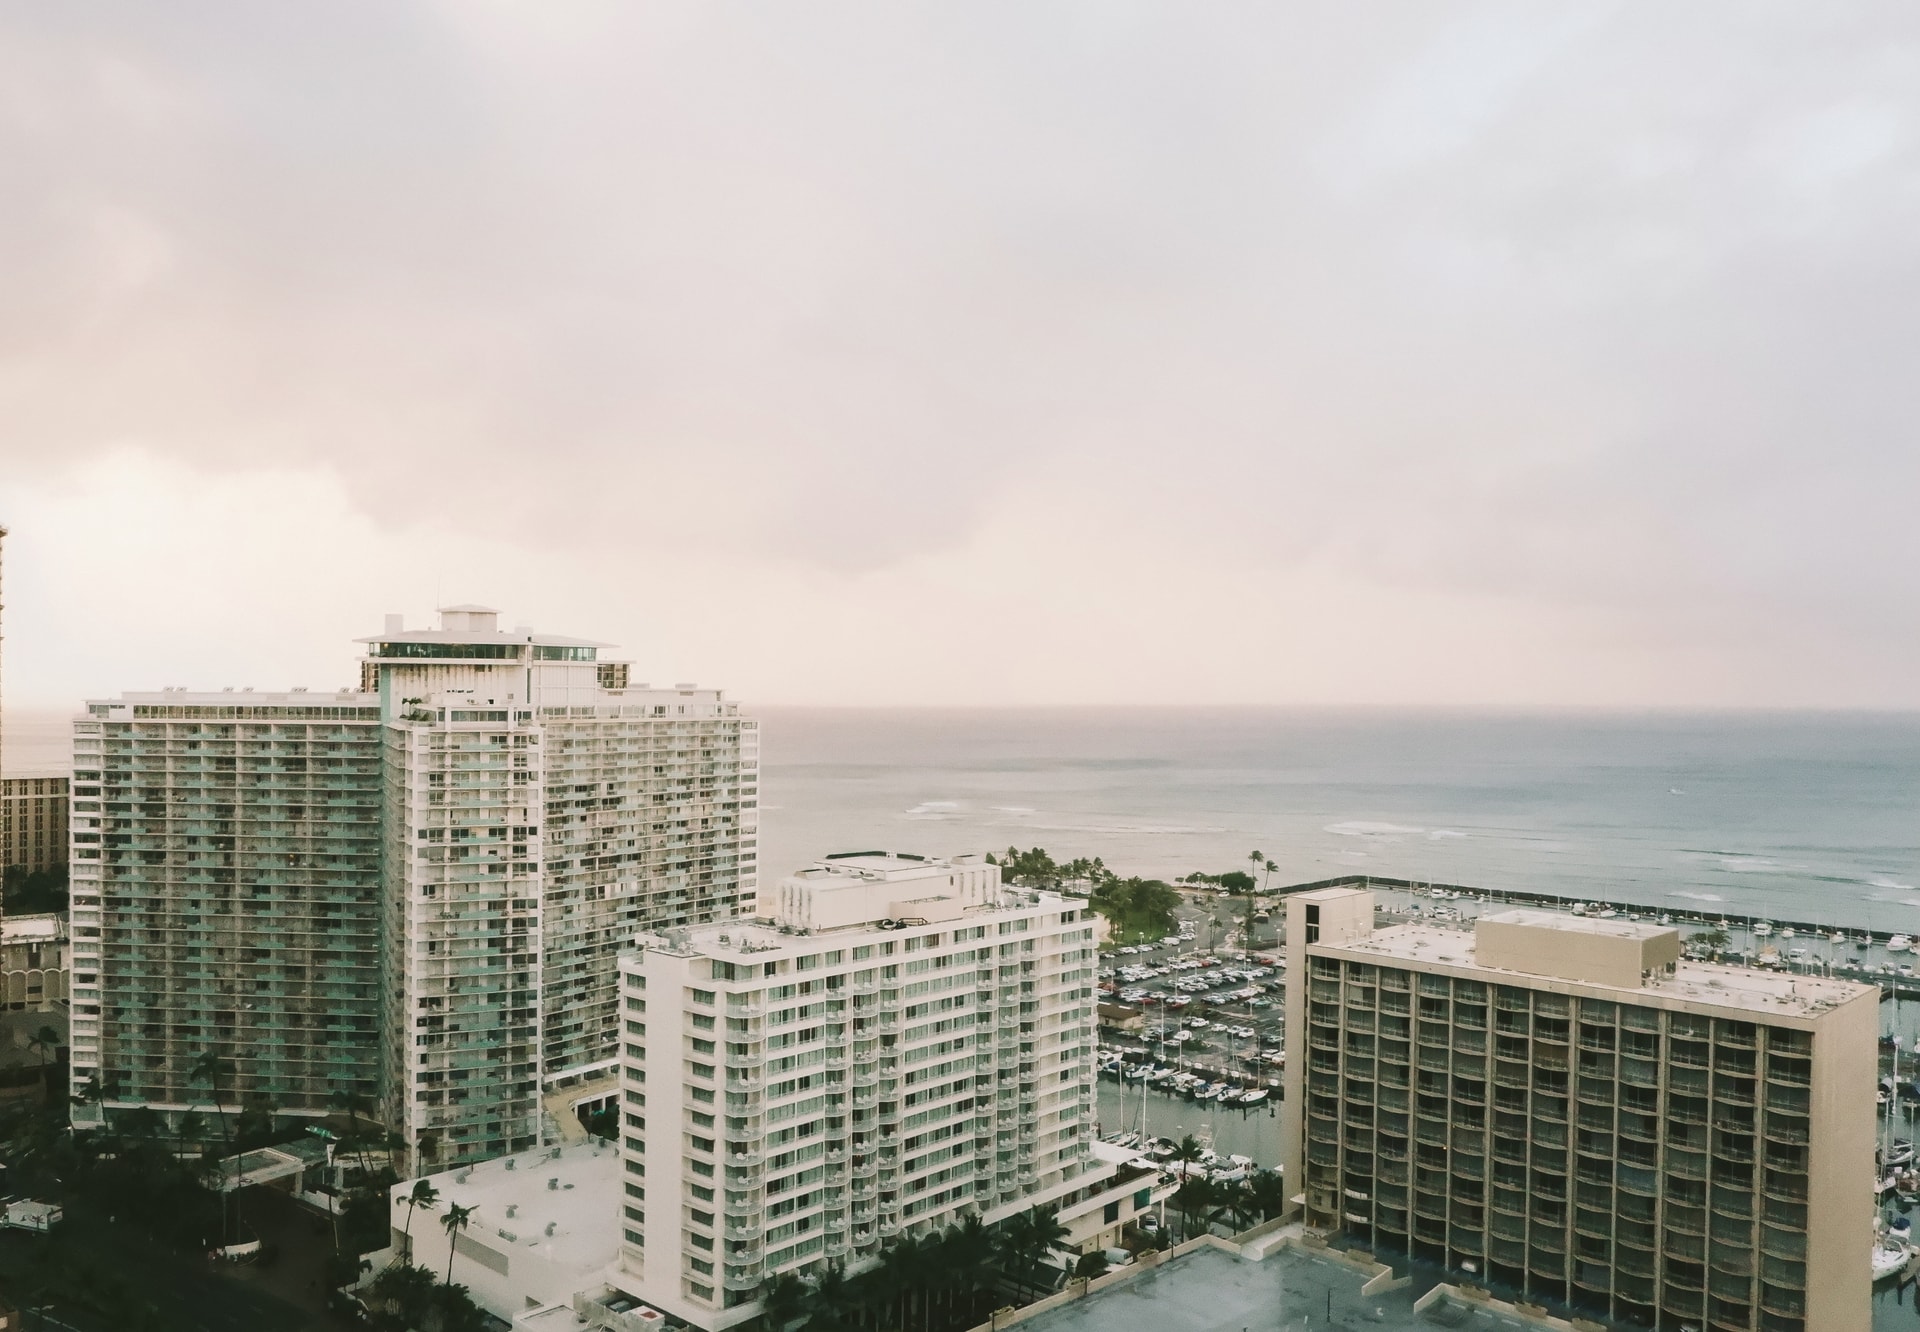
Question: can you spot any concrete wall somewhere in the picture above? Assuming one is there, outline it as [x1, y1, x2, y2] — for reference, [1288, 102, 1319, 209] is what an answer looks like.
[1279, 888, 1373, 1219]
[1475, 915, 1680, 989]
[1804, 983, 1877, 1332]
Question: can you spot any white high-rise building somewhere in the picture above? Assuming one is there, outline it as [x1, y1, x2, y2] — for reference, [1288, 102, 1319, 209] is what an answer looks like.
[602, 852, 1099, 1327]
[366, 606, 758, 1168]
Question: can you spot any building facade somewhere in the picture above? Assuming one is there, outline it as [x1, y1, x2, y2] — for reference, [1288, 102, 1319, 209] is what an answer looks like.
[2, 777, 69, 873]
[0, 914, 65, 1012]
[70, 606, 756, 1154]
[1280, 888, 1875, 1332]
[367, 606, 757, 1168]
[68, 692, 385, 1121]
[604, 852, 1099, 1330]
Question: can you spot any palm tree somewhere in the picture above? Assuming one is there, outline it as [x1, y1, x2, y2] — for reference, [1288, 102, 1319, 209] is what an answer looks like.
[400, 1178, 440, 1263]
[944, 1214, 996, 1323]
[758, 1271, 809, 1332]
[1245, 1168, 1289, 1224]
[441, 1201, 474, 1285]
[1173, 1176, 1223, 1240]
[175, 1110, 206, 1163]
[806, 1261, 861, 1332]
[1244, 852, 1267, 961]
[189, 1050, 236, 1152]
[996, 1207, 1069, 1303]
[27, 1025, 59, 1100]
[332, 1089, 381, 1179]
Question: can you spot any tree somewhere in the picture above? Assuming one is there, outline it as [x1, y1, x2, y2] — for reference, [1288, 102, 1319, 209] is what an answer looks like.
[944, 1214, 997, 1323]
[758, 1271, 808, 1332]
[400, 1178, 440, 1263]
[332, 1089, 382, 1179]
[995, 1206, 1069, 1302]
[441, 1201, 474, 1285]
[1088, 876, 1181, 944]
[189, 1051, 236, 1152]
[1073, 1250, 1109, 1279]
[27, 1024, 60, 1099]
[1690, 928, 1729, 955]
[806, 1261, 861, 1332]
[368, 1262, 437, 1329]
[1245, 1169, 1289, 1223]
[1172, 1176, 1218, 1241]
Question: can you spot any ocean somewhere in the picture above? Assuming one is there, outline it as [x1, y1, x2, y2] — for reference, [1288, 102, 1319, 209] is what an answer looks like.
[750, 707, 1920, 930]
[14, 705, 1919, 928]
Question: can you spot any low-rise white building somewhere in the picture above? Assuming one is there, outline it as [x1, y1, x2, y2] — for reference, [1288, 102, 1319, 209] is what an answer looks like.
[375, 1140, 625, 1323]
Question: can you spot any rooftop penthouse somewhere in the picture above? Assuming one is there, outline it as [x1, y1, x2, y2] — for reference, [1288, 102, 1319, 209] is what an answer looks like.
[1335, 905, 1871, 1022]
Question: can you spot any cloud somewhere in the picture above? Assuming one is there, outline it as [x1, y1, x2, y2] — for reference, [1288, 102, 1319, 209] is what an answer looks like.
[1, 3, 1918, 705]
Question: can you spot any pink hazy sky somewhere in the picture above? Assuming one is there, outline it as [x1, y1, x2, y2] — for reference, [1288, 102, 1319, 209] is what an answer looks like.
[3, 4, 1918, 707]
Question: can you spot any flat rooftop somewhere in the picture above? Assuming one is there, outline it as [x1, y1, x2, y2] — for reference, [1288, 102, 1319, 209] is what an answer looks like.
[1480, 907, 1672, 942]
[396, 1140, 621, 1273]
[1335, 922, 1874, 1019]
[1007, 1244, 1597, 1332]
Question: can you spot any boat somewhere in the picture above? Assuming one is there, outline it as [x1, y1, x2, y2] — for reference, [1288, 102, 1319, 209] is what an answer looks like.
[1874, 1240, 1910, 1281]
[1780, 927, 1796, 939]
[1892, 935, 1912, 953]
[1239, 1088, 1269, 1106]
[1753, 922, 1774, 938]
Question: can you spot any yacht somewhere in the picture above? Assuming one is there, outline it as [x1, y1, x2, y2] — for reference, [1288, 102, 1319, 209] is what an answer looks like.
[1752, 921, 1774, 938]
[1893, 935, 1913, 953]
[1874, 1238, 1910, 1281]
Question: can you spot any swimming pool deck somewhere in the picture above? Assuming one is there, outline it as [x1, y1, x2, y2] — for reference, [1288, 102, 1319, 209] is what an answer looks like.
[987, 1239, 1622, 1332]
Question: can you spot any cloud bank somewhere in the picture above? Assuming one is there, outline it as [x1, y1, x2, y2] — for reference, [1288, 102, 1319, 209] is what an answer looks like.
[3, 3, 1917, 706]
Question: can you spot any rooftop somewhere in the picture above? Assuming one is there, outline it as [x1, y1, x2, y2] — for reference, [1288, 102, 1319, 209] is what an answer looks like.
[1334, 921, 1874, 1019]
[799, 851, 989, 880]
[85, 690, 376, 708]
[394, 1140, 622, 1274]
[1002, 1245, 1448, 1332]
[1479, 907, 1674, 942]
[1, 914, 62, 942]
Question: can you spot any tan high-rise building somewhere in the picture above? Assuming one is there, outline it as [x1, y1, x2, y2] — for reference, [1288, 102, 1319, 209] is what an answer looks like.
[2, 777, 69, 873]
[1281, 887, 1874, 1332]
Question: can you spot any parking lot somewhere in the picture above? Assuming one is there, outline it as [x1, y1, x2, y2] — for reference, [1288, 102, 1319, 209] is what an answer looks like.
[1095, 893, 1289, 1100]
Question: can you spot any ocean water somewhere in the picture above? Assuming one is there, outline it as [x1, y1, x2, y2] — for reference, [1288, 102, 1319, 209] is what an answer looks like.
[15, 705, 1919, 929]
[753, 707, 1920, 930]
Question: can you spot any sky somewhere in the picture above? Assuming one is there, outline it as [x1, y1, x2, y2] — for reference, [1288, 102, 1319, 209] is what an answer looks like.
[3, 2, 1918, 709]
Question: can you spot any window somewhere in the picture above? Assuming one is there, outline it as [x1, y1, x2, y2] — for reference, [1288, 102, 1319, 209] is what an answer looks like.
[1104, 1201, 1120, 1224]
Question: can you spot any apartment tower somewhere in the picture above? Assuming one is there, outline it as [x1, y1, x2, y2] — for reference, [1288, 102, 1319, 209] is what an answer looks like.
[602, 852, 1098, 1329]
[1280, 887, 1874, 1332]
[68, 690, 386, 1121]
[3, 777, 70, 874]
[366, 606, 757, 1167]
[72, 606, 757, 1164]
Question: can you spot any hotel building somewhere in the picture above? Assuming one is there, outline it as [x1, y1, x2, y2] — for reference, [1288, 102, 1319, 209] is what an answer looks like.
[367, 605, 757, 1166]
[68, 690, 386, 1120]
[599, 852, 1100, 1329]
[2, 777, 68, 875]
[72, 606, 757, 1166]
[1280, 888, 1875, 1332]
